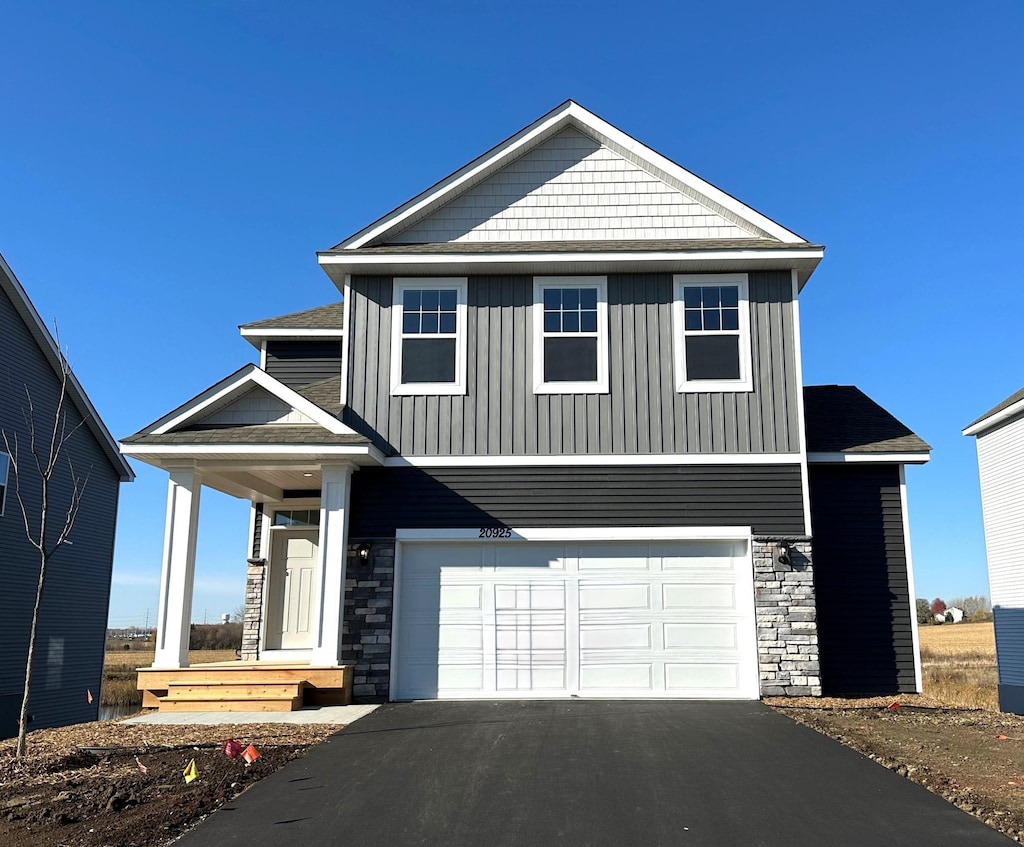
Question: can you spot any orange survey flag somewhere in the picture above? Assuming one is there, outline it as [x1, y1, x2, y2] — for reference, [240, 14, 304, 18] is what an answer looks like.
[242, 744, 260, 764]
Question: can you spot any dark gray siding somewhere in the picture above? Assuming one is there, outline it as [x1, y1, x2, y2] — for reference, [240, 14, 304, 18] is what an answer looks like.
[0, 284, 122, 738]
[266, 340, 342, 388]
[345, 271, 800, 457]
[809, 464, 916, 695]
[349, 464, 805, 537]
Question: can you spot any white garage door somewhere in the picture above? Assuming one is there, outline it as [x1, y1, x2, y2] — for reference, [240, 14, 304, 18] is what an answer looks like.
[393, 536, 758, 700]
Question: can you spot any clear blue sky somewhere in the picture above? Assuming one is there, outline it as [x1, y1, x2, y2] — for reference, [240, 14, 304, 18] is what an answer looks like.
[2, 2, 1020, 626]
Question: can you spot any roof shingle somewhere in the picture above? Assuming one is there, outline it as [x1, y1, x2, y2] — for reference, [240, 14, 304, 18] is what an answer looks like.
[241, 302, 343, 331]
[804, 385, 930, 454]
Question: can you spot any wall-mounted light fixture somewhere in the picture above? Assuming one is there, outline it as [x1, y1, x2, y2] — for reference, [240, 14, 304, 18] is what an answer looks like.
[356, 542, 372, 564]
[776, 542, 792, 567]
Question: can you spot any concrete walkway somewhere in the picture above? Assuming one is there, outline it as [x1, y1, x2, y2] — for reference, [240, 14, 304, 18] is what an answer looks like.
[122, 703, 378, 725]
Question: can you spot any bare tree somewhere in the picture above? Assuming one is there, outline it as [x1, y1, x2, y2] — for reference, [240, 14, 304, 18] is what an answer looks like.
[2, 337, 89, 758]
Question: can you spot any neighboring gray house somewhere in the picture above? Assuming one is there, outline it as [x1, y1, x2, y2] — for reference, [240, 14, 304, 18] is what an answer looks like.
[964, 388, 1024, 713]
[123, 102, 930, 711]
[0, 254, 133, 737]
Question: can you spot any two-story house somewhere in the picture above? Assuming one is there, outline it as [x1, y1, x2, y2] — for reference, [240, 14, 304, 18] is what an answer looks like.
[123, 102, 929, 710]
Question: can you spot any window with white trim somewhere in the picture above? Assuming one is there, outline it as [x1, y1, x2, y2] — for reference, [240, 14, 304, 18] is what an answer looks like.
[0, 451, 8, 517]
[673, 273, 753, 392]
[533, 276, 609, 393]
[391, 278, 468, 395]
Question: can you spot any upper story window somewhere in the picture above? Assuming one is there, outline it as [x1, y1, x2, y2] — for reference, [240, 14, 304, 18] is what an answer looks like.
[390, 278, 468, 395]
[673, 273, 753, 393]
[533, 276, 609, 394]
[0, 451, 9, 517]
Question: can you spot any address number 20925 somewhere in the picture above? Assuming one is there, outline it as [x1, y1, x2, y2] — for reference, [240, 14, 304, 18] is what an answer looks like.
[478, 527, 513, 539]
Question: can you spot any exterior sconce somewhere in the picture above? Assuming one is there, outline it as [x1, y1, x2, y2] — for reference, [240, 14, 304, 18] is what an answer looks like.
[776, 542, 791, 566]
[356, 542, 372, 564]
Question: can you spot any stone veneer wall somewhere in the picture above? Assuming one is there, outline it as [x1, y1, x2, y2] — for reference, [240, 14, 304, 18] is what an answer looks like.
[753, 539, 821, 696]
[240, 558, 265, 660]
[342, 542, 395, 700]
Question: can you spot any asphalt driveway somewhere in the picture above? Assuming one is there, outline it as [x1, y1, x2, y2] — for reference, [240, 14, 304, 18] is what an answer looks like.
[176, 701, 1012, 846]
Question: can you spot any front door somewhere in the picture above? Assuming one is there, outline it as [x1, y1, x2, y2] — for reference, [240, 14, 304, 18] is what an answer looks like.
[266, 529, 319, 650]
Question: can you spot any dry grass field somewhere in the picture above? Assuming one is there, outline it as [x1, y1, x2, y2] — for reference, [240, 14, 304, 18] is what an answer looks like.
[102, 645, 239, 708]
[918, 621, 998, 710]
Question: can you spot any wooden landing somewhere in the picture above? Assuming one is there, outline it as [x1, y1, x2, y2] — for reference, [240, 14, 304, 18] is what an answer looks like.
[137, 663, 354, 713]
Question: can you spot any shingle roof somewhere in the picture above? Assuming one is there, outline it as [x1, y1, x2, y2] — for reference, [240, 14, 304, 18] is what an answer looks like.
[804, 385, 930, 454]
[326, 238, 822, 256]
[295, 375, 343, 415]
[122, 425, 368, 446]
[241, 302, 343, 331]
[965, 386, 1024, 431]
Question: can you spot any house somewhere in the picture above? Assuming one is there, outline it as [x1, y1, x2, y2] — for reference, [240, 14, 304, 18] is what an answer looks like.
[964, 387, 1024, 713]
[122, 102, 930, 709]
[0, 253, 134, 737]
[945, 607, 965, 624]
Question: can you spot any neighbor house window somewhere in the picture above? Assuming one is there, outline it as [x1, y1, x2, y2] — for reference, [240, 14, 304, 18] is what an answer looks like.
[533, 276, 608, 393]
[0, 451, 8, 516]
[673, 273, 753, 392]
[390, 278, 468, 395]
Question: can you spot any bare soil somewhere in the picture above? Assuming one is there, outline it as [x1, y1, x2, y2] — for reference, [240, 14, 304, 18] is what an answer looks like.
[0, 719, 338, 847]
[767, 696, 1024, 844]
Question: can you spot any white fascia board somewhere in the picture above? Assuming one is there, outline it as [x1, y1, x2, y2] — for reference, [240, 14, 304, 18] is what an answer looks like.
[384, 453, 801, 468]
[900, 465, 924, 693]
[0, 253, 135, 481]
[963, 399, 1024, 437]
[790, 271, 812, 537]
[120, 442, 384, 461]
[397, 526, 752, 543]
[148, 366, 355, 436]
[241, 327, 344, 341]
[336, 101, 578, 249]
[807, 451, 931, 464]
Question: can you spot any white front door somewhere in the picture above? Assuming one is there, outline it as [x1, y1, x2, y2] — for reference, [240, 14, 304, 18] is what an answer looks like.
[394, 537, 758, 700]
[266, 529, 319, 650]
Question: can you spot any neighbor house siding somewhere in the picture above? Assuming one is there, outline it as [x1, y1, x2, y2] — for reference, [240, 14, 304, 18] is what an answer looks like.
[345, 271, 800, 456]
[808, 464, 916, 695]
[265, 340, 342, 388]
[0, 283, 121, 738]
[349, 464, 805, 537]
[974, 412, 1024, 709]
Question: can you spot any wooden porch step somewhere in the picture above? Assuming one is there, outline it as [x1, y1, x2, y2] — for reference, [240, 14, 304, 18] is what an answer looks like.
[159, 680, 306, 712]
[157, 697, 302, 713]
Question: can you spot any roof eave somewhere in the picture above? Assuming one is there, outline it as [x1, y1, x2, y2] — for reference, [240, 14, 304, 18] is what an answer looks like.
[963, 398, 1024, 437]
[807, 451, 932, 465]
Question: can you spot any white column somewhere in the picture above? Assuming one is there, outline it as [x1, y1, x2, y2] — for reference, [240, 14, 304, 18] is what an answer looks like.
[153, 468, 202, 669]
[310, 463, 354, 666]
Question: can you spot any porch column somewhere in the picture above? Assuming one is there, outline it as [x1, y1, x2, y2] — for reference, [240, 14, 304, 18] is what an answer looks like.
[310, 463, 354, 666]
[153, 467, 202, 669]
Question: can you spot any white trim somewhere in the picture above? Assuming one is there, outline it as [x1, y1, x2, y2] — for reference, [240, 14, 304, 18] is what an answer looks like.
[396, 526, 752, 542]
[146, 365, 356, 436]
[900, 465, 924, 694]
[808, 451, 931, 464]
[241, 328, 344, 339]
[383, 453, 802, 468]
[673, 273, 753, 393]
[963, 397, 1024, 436]
[340, 274, 352, 407]
[791, 270, 812, 537]
[532, 276, 609, 394]
[335, 101, 805, 249]
[259, 340, 267, 370]
[390, 278, 468, 396]
[122, 443, 384, 460]
[389, 540, 405, 701]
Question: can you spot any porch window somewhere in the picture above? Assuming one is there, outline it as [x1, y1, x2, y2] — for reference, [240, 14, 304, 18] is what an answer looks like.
[391, 278, 468, 395]
[273, 509, 320, 527]
[0, 451, 8, 516]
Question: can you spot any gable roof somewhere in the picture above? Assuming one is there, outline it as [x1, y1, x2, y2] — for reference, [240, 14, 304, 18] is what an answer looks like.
[240, 302, 343, 331]
[963, 386, 1024, 436]
[0, 253, 133, 482]
[322, 100, 812, 252]
[804, 385, 931, 458]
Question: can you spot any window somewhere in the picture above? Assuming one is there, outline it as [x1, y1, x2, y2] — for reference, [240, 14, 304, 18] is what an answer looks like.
[534, 276, 608, 393]
[673, 273, 753, 392]
[391, 278, 468, 395]
[0, 451, 7, 516]
[273, 509, 320, 527]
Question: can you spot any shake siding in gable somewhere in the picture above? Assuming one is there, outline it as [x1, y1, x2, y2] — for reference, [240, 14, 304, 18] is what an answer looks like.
[345, 270, 800, 457]
[0, 284, 121, 737]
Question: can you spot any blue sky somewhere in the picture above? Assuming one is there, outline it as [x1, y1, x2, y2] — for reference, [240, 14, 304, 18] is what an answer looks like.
[2, 2, 1020, 625]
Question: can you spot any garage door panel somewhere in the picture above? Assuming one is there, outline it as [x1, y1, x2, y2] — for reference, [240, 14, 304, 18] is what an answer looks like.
[578, 543, 651, 569]
[579, 583, 651, 610]
[440, 585, 483, 609]
[665, 663, 740, 691]
[663, 622, 738, 649]
[580, 623, 652, 649]
[663, 583, 736, 609]
[438, 624, 483, 650]
[580, 663, 653, 690]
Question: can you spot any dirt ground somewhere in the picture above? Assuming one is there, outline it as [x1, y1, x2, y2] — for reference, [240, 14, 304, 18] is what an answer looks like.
[6, 697, 1024, 845]
[0, 720, 338, 847]
[767, 696, 1024, 844]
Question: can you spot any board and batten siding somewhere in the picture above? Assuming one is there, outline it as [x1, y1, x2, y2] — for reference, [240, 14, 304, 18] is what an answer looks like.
[345, 271, 800, 457]
[0, 283, 122, 738]
[265, 340, 342, 389]
[349, 464, 805, 538]
[808, 464, 916, 695]
[974, 412, 1024, 710]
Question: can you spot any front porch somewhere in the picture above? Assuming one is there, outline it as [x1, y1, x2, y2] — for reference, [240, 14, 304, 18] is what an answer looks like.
[137, 661, 354, 713]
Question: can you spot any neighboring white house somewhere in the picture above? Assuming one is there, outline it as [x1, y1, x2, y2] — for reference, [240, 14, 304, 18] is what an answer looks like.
[964, 387, 1024, 714]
